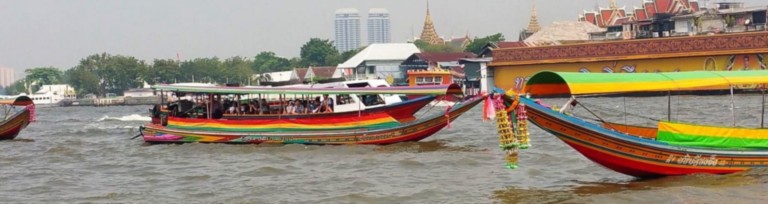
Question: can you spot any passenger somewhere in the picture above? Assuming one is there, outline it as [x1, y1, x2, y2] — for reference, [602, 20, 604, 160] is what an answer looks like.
[249, 100, 258, 114]
[260, 99, 269, 114]
[309, 99, 319, 113]
[322, 95, 334, 112]
[294, 100, 305, 114]
[285, 100, 296, 114]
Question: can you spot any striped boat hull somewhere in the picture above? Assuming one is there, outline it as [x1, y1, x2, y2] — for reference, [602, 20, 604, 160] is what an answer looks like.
[518, 97, 765, 178]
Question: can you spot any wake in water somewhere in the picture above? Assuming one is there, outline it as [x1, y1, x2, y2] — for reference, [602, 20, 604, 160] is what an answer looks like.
[97, 114, 151, 122]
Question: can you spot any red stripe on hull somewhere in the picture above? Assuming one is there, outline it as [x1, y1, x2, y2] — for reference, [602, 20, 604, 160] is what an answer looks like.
[561, 139, 743, 177]
[358, 123, 447, 145]
[0, 125, 23, 140]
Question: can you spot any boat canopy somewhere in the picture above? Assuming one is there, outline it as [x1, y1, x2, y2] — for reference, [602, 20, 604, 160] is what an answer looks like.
[525, 70, 768, 96]
[152, 84, 463, 95]
[0, 96, 33, 106]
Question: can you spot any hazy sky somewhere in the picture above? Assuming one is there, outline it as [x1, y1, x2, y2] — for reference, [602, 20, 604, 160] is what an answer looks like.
[1, 0, 765, 74]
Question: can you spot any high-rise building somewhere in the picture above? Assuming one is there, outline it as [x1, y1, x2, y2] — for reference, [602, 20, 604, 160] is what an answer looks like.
[0, 66, 15, 88]
[335, 8, 361, 53]
[367, 8, 391, 45]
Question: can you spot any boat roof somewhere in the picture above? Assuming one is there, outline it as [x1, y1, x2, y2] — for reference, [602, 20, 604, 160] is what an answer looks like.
[152, 84, 463, 95]
[525, 70, 768, 96]
[0, 96, 33, 106]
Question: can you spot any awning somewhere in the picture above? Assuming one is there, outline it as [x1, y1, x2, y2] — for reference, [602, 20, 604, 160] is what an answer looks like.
[525, 70, 768, 96]
[153, 84, 464, 96]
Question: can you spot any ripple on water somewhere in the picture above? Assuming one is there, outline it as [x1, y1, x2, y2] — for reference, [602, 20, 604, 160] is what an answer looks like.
[5, 97, 768, 203]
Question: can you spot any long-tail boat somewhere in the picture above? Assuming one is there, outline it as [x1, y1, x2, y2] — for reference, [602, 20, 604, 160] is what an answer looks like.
[148, 80, 442, 124]
[505, 70, 768, 178]
[0, 96, 35, 140]
[139, 84, 482, 145]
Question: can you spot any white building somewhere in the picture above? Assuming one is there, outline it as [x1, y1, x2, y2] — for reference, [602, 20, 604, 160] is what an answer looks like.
[335, 8, 362, 52]
[337, 43, 420, 84]
[367, 8, 391, 45]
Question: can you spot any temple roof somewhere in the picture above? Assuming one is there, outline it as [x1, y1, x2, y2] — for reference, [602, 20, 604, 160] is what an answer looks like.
[419, 1, 444, 45]
[524, 21, 605, 45]
[526, 3, 541, 33]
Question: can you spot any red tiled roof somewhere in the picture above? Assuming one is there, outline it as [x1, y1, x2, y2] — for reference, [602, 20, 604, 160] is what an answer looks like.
[309, 66, 337, 79]
[635, 8, 648, 20]
[645, 2, 656, 17]
[415, 52, 477, 63]
[294, 68, 308, 81]
[657, 0, 671, 13]
[690, 1, 699, 11]
[585, 13, 597, 25]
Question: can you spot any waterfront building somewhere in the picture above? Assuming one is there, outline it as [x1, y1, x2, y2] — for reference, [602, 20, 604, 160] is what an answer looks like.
[337, 43, 420, 84]
[367, 8, 391, 45]
[335, 8, 362, 52]
[490, 32, 768, 92]
[579, 0, 700, 28]
[400, 52, 477, 88]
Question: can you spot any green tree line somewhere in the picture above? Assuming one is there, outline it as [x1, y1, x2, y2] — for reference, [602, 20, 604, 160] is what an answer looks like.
[5, 38, 359, 97]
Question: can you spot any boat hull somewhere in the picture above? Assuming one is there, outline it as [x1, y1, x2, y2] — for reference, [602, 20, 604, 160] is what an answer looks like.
[155, 95, 435, 124]
[141, 96, 482, 145]
[518, 97, 762, 178]
[0, 109, 31, 140]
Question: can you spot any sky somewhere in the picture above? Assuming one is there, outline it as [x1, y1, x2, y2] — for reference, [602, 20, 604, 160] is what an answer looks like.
[1, 0, 766, 76]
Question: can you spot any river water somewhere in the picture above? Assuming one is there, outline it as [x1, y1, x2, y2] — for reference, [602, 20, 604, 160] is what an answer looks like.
[1, 95, 768, 203]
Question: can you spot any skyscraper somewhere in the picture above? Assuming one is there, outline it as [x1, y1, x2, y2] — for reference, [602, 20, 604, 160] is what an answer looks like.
[334, 8, 361, 53]
[367, 8, 391, 45]
[0, 66, 15, 88]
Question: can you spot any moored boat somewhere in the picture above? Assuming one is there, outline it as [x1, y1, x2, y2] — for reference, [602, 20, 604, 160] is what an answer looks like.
[505, 70, 768, 178]
[0, 96, 35, 140]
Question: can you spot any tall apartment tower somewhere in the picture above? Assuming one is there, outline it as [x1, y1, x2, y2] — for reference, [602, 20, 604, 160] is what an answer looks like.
[367, 8, 391, 45]
[0, 66, 15, 88]
[334, 8, 361, 53]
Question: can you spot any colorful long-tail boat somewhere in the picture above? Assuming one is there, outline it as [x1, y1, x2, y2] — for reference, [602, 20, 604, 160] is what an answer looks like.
[506, 70, 768, 178]
[0, 96, 35, 140]
[139, 84, 481, 145]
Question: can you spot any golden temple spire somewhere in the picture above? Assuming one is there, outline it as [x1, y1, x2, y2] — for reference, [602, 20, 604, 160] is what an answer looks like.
[526, 1, 541, 33]
[609, 0, 618, 9]
[419, 0, 444, 45]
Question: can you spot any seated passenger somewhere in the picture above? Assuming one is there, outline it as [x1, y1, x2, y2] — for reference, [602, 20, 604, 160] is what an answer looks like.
[293, 100, 305, 114]
[259, 99, 269, 114]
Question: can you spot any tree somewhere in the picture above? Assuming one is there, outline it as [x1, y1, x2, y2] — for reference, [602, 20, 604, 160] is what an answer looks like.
[145, 59, 181, 84]
[340, 46, 365, 63]
[251, 51, 291, 74]
[24, 67, 64, 92]
[4, 79, 28, 95]
[65, 67, 99, 97]
[413, 39, 464, 53]
[300, 38, 340, 66]
[179, 57, 222, 83]
[465, 33, 505, 55]
[220, 56, 253, 85]
[68, 53, 147, 97]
